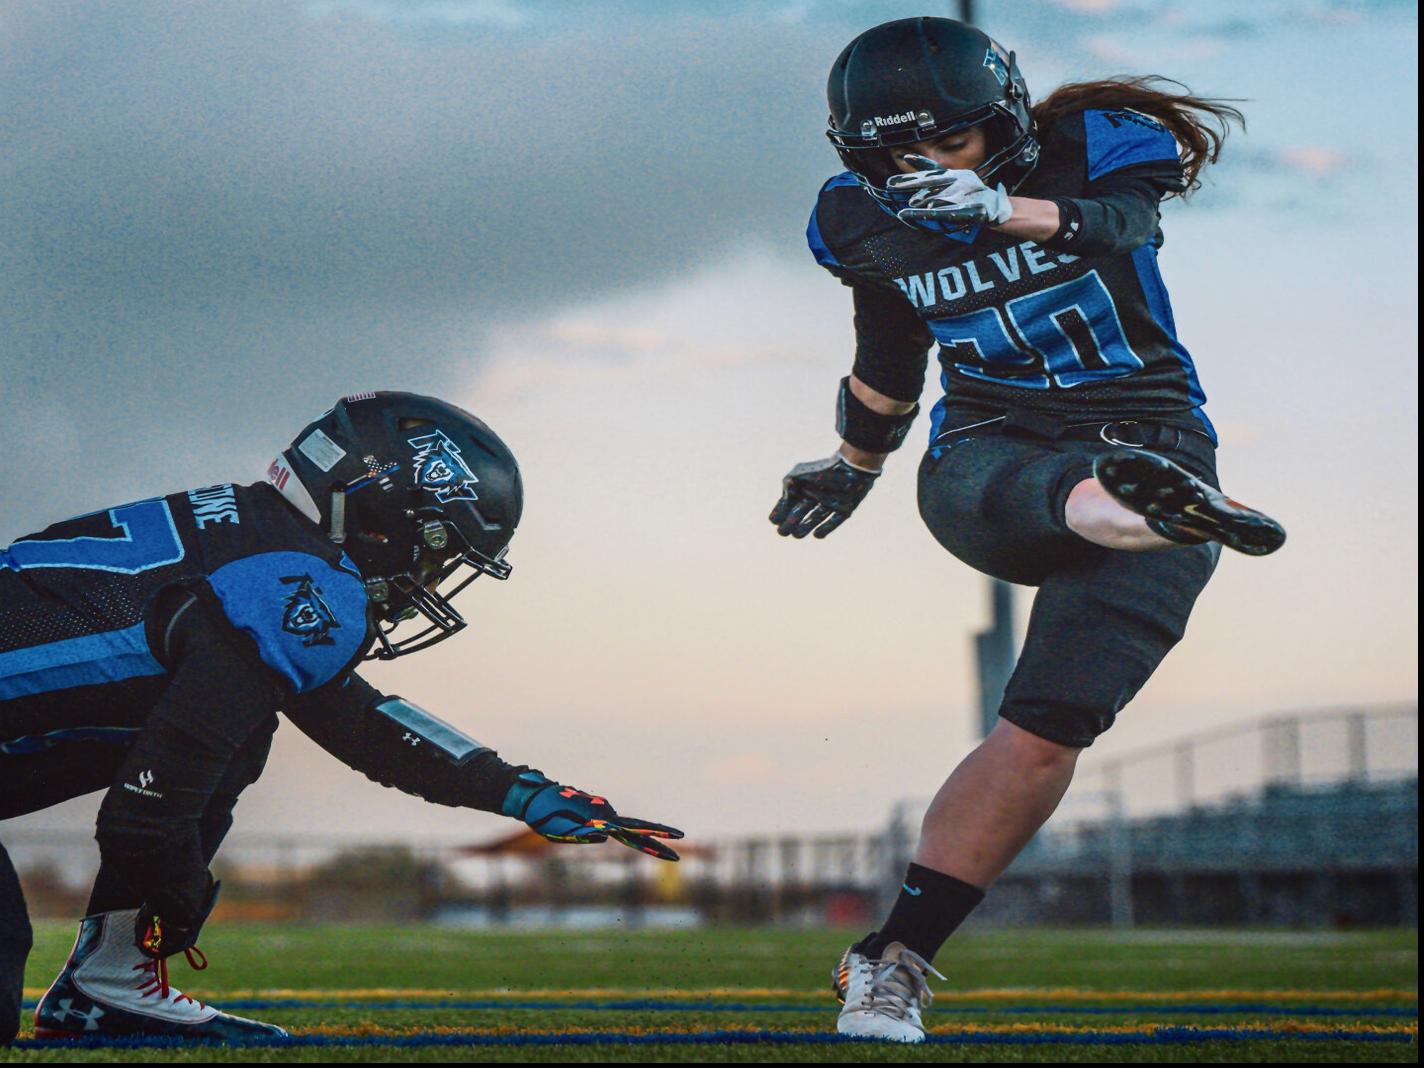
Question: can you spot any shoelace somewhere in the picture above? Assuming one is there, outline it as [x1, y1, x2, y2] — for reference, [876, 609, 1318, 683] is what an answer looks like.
[132, 946, 208, 1006]
[858, 950, 947, 1023]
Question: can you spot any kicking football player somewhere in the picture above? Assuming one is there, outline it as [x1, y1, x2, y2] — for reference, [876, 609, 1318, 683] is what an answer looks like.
[0, 391, 682, 1045]
[771, 18, 1285, 1043]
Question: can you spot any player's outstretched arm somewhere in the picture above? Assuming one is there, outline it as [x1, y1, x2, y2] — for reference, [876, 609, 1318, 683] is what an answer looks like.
[286, 678, 684, 859]
[770, 375, 917, 539]
[285, 674, 524, 813]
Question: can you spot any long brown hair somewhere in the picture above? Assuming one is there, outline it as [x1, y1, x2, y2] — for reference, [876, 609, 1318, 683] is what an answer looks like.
[1031, 76, 1245, 196]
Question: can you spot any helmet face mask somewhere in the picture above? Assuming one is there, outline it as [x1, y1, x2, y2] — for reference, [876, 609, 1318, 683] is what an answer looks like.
[271, 392, 522, 661]
[826, 18, 1040, 235]
[364, 516, 513, 660]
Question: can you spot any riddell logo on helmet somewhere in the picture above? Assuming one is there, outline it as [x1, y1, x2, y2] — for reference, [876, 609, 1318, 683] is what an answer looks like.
[873, 111, 919, 127]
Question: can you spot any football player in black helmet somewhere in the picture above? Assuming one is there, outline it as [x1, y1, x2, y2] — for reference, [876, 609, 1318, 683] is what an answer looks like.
[0, 391, 681, 1045]
[771, 17, 1285, 1042]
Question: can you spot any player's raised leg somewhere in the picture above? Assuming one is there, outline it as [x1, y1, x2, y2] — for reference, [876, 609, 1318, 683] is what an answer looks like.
[1093, 449, 1286, 556]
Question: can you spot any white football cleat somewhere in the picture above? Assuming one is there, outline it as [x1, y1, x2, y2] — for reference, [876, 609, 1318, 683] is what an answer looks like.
[833, 939, 944, 1043]
[33, 909, 287, 1041]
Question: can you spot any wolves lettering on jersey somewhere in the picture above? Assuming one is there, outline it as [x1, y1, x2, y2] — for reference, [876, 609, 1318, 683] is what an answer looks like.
[0, 484, 371, 733]
[807, 108, 1215, 443]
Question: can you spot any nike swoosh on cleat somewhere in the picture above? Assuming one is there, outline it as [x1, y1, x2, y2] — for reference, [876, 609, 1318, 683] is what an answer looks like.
[1181, 504, 1219, 525]
[902, 884, 922, 896]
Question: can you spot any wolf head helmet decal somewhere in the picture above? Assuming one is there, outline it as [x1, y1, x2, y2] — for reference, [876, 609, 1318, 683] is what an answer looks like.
[408, 429, 480, 504]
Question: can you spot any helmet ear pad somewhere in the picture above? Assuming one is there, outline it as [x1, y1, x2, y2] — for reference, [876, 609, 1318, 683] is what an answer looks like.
[343, 496, 422, 580]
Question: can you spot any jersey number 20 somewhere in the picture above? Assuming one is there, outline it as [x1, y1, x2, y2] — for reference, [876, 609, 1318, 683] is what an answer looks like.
[928, 270, 1145, 390]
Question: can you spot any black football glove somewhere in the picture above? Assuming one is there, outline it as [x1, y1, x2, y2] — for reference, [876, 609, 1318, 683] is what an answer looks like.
[135, 870, 221, 960]
[503, 773, 684, 862]
[769, 455, 881, 539]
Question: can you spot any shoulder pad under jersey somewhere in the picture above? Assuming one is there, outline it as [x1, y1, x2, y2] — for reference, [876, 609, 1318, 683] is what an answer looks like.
[1081, 108, 1181, 181]
[206, 551, 369, 694]
[807, 172, 865, 271]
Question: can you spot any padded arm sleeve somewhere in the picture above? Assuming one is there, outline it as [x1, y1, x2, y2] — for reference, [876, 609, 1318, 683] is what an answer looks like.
[849, 283, 935, 404]
[1042, 168, 1184, 257]
[285, 674, 527, 814]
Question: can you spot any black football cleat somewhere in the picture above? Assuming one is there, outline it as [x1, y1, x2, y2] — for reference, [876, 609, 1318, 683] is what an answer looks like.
[1093, 450, 1286, 557]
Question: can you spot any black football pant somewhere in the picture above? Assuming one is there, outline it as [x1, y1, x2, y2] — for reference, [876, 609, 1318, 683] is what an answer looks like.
[0, 716, 276, 919]
[0, 842, 30, 1045]
[917, 424, 1221, 748]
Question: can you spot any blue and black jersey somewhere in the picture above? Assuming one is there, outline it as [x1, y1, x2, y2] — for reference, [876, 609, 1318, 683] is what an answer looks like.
[2, 482, 522, 868]
[0, 481, 370, 731]
[806, 108, 1216, 445]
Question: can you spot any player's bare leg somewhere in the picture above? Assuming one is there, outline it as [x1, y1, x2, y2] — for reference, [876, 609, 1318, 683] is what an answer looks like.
[834, 722, 1079, 1041]
[914, 719, 1080, 885]
[1090, 450, 1286, 556]
[1066, 476, 1179, 551]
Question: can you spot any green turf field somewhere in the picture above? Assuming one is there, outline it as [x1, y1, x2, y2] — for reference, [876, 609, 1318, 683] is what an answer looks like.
[3, 924, 1416, 1062]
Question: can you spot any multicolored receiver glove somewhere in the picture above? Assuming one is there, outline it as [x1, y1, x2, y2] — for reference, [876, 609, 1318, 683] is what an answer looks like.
[502, 772, 684, 861]
[888, 154, 1013, 227]
[770, 455, 880, 539]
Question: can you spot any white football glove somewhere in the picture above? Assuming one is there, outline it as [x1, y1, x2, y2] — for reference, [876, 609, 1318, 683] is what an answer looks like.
[889, 154, 1014, 227]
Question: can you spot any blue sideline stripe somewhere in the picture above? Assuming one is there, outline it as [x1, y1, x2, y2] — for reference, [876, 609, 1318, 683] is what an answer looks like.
[28, 997, 1408, 1018]
[0, 623, 165, 700]
[11, 1026, 1416, 1051]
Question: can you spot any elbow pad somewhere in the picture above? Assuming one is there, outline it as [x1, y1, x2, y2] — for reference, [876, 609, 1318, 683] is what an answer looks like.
[372, 697, 489, 765]
[836, 376, 919, 454]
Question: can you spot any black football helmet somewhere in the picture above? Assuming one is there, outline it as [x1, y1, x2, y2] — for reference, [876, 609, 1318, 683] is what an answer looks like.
[826, 17, 1039, 234]
[269, 392, 522, 659]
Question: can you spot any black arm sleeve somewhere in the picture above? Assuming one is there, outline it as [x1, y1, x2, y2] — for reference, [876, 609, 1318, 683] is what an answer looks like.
[95, 599, 284, 894]
[848, 283, 935, 404]
[1041, 164, 1186, 258]
[284, 674, 527, 814]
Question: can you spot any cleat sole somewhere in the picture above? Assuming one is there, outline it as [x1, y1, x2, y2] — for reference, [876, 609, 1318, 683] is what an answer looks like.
[1095, 451, 1286, 557]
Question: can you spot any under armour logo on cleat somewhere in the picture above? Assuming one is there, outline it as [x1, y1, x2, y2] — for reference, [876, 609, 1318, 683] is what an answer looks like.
[53, 999, 106, 1031]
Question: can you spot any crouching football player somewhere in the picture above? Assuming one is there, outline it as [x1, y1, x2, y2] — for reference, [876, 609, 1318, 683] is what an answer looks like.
[0, 391, 681, 1045]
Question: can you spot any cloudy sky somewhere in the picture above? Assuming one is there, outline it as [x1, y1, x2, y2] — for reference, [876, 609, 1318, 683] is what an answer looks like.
[2, 0, 1417, 848]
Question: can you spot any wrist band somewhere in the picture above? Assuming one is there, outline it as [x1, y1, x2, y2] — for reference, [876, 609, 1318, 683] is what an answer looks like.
[836, 376, 919, 453]
[1049, 197, 1084, 247]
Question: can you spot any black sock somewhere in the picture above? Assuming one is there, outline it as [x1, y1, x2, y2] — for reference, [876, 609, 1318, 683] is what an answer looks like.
[863, 863, 985, 963]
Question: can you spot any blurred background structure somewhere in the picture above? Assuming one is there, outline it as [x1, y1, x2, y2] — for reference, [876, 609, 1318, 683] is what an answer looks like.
[9, 703, 1415, 929]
